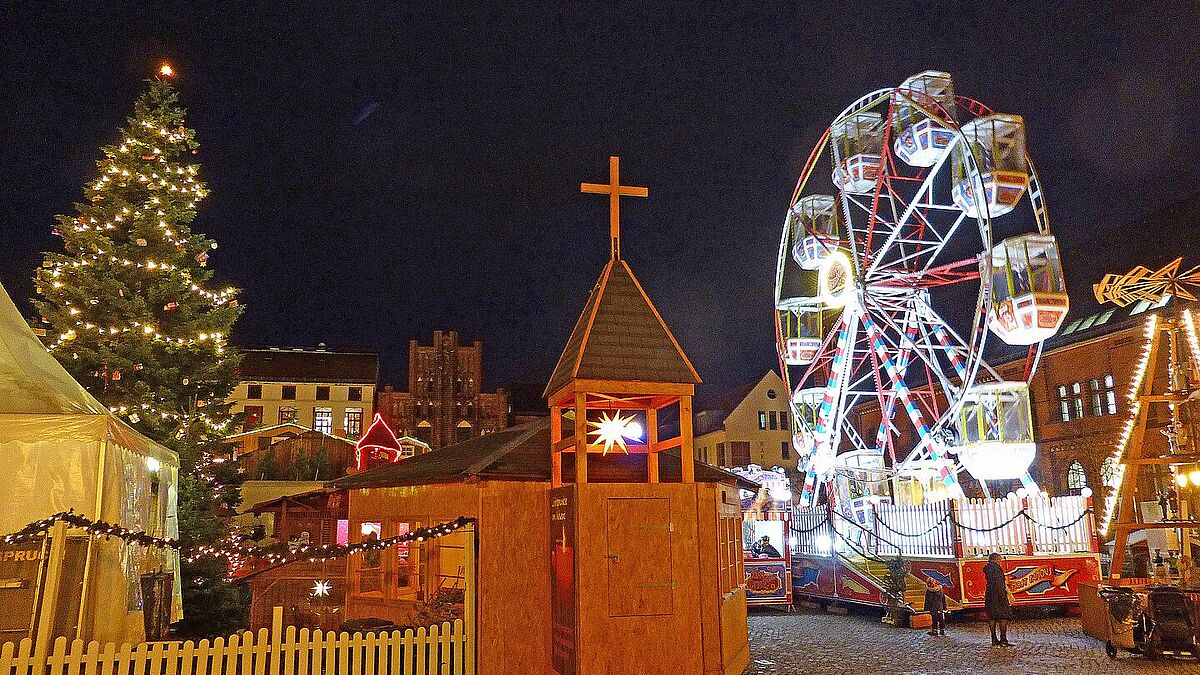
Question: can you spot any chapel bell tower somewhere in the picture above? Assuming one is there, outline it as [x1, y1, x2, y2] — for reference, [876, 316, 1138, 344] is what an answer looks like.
[544, 157, 748, 675]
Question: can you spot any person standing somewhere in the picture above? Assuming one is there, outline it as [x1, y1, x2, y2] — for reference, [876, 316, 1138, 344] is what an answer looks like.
[923, 578, 947, 636]
[983, 553, 1013, 646]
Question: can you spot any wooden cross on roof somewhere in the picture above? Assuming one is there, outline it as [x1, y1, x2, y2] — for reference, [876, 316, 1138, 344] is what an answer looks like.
[581, 156, 647, 260]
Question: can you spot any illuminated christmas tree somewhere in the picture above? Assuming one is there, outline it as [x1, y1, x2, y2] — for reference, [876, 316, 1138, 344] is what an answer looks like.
[33, 65, 247, 636]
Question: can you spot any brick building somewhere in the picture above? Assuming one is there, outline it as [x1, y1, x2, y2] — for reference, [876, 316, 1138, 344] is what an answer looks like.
[375, 330, 509, 448]
[229, 346, 379, 440]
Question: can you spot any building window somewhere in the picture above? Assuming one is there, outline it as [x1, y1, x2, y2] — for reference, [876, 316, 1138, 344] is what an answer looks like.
[758, 412, 768, 430]
[780, 411, 790, 432]
[278, 406, 298, 424]
[766, 389, 777, 400]
[730, 442, 751, 466]
[415, 421, 432, 445]
[282, 385, 297, 400]
[1089, 379, 1103, 417]
[1101, 456, 1118, 488]
[457, 421, 473, 444]
[768, 411, 778, 430]
[313, 407, 333, 434]
[1103, 374, 1117, 415]
[1067, 461, 1088, 491]
[316, 386, 331, 401]
[348, 386, 362, 401]
[1072, 382, 1083, 420]
[345, 408, 363, 439]
[1058, 385, 1070, 422]
[718, 442, 727, 467]
[781, 440, 791, 460]
[246, 384, 262, 399]
[243, 406, 263, 431]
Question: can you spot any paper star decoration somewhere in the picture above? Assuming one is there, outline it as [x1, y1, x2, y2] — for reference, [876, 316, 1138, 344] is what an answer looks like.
[587, 410, 643, 455]
[311, 580, 332, 597]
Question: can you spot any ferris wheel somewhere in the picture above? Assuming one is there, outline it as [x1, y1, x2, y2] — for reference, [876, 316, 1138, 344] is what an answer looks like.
[774, 71, 1070, 507]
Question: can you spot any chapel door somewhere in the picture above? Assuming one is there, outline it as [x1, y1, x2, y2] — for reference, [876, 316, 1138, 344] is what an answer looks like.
[605, 498, 673, 617]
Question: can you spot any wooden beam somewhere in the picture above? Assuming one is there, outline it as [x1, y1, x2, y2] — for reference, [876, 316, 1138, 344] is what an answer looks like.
[572, 379, 695, 397]
[651, 436, 684, 453]
[680, 394, 694, 483]
[1112, 521, 1200, 530]
[551, 406, 563, 488]
[1110, 324, 1163, 578]
[647, 408, 659, 483]
[574, 391, 588, 484]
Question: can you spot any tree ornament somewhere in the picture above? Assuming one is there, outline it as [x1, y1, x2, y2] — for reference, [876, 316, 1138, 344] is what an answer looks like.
[136, 238, 147, 246]
[129, 413, 140, 423]
[163, 301, 179, 311]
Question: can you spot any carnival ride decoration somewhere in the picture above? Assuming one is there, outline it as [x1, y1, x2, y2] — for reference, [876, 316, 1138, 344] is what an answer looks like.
[774, 71, 1070, 509]
[1091, 259, 1200, 580]
[728, 465, 795, 607]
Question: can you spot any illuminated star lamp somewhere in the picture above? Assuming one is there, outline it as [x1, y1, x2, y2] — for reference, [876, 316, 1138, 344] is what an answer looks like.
[587, 410, 643, 455]
[311, 580, 332, 597]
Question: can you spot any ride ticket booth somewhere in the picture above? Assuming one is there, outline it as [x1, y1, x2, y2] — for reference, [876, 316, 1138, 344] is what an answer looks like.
[730, 465, 794, 608]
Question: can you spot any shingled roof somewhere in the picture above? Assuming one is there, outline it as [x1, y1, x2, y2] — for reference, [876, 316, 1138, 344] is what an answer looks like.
[328, 417, 755, 491]
[544, 259, 701, 398]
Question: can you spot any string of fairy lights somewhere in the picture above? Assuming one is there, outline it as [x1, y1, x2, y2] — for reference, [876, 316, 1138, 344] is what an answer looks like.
[1098, 314, 1157, 535]
[2, 510, 476, 568]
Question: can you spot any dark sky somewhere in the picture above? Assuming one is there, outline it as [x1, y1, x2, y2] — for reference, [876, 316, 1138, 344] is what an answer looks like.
[3, 3, 1198, 399]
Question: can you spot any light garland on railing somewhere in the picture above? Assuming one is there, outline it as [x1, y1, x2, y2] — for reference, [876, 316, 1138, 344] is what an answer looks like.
[3, 511, 476, 567]
[1100, 313, 1158, 534]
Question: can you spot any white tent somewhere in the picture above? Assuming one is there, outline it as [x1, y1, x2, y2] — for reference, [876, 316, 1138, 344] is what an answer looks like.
[0, 280, 180, 645]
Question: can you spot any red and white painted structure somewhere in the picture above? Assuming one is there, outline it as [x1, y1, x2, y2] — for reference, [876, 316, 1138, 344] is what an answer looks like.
[789, 494, 1101, 611]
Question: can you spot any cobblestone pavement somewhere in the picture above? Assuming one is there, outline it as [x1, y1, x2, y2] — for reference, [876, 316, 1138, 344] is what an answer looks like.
[746, 607, 1200, 674]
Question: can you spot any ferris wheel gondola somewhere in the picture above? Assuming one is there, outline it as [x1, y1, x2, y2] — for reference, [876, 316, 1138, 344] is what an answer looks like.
[774, 72, 1069, 507]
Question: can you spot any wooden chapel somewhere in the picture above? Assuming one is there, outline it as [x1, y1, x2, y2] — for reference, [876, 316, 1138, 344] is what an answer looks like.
[546, 156, 750, 675]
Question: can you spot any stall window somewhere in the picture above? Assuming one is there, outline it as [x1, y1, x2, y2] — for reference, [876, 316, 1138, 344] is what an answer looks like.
[355, 522, 384, 596]
[393, 523, 418, 592]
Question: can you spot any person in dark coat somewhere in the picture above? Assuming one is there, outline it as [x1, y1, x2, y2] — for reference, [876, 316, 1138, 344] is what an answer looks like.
[923, 578, 947, 636]
[983, 553, 1013, 646]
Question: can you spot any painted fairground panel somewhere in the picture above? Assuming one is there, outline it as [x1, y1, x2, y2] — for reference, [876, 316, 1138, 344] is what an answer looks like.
[729, 465, 794, 606]
[834, 560, 884, 605]
[909, 559, 964, 606]
[791, 554, 838, 600]
[744, 561, 789, 604]
[960, 554, 1101, 606]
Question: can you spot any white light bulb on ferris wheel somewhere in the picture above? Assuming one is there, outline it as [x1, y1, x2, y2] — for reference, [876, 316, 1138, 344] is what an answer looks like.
[774, 71, 1069, 501]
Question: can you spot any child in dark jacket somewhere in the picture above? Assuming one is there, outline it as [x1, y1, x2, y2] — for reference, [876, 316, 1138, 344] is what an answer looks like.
[924, 578, 947, 636]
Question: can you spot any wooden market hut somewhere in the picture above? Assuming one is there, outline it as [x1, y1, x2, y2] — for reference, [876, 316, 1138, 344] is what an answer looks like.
[327, 418, 753, 674]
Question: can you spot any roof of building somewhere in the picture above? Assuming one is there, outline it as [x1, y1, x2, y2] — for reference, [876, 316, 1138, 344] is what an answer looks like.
[328, 417, 756, 491]
[544, 259, 701, 398]
[224, 422, 315, 441]
[238, 347, 379, 384]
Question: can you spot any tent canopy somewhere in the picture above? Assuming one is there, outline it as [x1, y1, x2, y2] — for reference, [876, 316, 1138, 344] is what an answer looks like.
[0, 280, 173, 463]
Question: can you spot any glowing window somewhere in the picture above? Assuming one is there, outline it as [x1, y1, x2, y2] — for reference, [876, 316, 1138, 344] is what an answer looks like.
[1104, 374, 1117, 415]
[1058, 385, 1070, 422]
[1067, 461, 1087, 490]
[1101, 457, 1118, 488]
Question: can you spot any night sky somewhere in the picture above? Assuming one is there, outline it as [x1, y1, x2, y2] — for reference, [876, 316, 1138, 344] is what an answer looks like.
[3, 3, 1198, 400]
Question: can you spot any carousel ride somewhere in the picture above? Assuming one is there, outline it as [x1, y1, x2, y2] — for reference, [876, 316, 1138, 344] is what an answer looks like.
[775, 70, 1069, 511]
